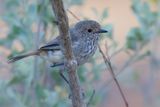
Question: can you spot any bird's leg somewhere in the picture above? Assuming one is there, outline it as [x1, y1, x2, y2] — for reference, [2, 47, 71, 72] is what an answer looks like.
[50, 62, 64, 67]
[51, 63, 85, 99]
[52, 20, 59, 25]
[50, 63, 69, 85]
[59, 71, 70, 85]
[59, 68, 75, 99]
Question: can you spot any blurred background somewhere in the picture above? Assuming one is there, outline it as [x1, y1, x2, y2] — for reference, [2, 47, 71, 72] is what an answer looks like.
[0, 0, 160, 107]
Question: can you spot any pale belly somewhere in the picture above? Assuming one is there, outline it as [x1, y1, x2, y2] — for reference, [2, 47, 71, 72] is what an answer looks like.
[40, 50, 64, 63]
[39, 44, 97, 65]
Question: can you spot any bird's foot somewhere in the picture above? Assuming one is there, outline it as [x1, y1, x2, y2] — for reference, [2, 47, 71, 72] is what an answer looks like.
[50, 63, 64, 67]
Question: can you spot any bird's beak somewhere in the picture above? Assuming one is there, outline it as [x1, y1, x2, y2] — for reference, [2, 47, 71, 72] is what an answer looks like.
[95, 29, 108, 34]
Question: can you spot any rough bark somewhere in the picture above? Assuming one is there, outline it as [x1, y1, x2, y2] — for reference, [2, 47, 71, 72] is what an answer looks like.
[51, 0, 86, 107]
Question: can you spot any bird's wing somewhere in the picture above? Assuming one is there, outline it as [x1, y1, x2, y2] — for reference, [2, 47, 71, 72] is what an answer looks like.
[39, 36, 61, 51]
[39, 29, 78, 51]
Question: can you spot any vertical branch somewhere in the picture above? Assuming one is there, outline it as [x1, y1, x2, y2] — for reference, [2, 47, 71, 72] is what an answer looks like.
[98, 44, 129, 107]
[51, 0, 86, 107]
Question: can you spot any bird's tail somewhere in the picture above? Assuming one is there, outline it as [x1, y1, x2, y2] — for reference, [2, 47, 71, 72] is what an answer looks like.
[8, 51, 40, 63]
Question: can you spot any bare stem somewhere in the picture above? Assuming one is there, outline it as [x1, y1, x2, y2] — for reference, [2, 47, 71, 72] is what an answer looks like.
[51, 0, 86, 107]
[98, 44, 129, 107]
[67, 9, 80, 21]
[100, 45, 147, 90]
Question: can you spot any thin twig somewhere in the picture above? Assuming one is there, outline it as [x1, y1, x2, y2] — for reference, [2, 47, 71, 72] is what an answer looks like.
[67, 9, 80, 21]
[110, 47, 125, 58]
[100, 46, 147, 90]
[98, 44, 129, 107]
[100, 54, 136, 91]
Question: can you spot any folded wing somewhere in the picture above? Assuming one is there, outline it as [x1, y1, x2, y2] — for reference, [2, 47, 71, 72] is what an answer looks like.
[40, 36, 61, 51]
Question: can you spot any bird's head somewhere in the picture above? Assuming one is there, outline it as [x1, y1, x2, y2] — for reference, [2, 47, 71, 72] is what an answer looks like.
[73, 20, 108, 39]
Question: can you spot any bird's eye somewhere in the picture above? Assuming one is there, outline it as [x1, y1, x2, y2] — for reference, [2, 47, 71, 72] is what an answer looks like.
[87, 29, 92, 33]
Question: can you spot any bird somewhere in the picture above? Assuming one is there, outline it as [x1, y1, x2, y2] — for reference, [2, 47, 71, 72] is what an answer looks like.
[8, 20, 108, 67]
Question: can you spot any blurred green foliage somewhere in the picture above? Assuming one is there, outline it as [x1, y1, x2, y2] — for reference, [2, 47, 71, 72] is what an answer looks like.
[0, 0, 108, 107]
[124, 0, 160, 85]
[0, 0, 159, 107]
[126, 0, 159, 50]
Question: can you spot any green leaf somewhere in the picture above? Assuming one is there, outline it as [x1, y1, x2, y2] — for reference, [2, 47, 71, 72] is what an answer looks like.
[69, 0, 84, 5]
[2, 14, 21, 27]
[78, 66, 88, 82]
[91, 7, 99, 16]
[0, 39, 7, 45]
[102, 24, 113, 39]
[8, 75, 26, 85]
[27, 4, 37, 20]
[132, 0, 157, 27]
[126, 39, 137, 50]
[5, 0, 20, 10]
[132, 72, 140, 81]
[35, 84, 47, 100]
[127, 27, 144, 41]
[102, 8, 108, 19]
[135, 50, 151, 61]
[126, 27, 144, 50]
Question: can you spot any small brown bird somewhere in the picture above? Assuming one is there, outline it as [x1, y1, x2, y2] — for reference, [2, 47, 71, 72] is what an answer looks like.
[8, 20, 108, 67]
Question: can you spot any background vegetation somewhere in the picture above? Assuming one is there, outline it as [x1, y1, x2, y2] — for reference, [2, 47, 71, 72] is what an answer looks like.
[0, 0, 159, 107]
